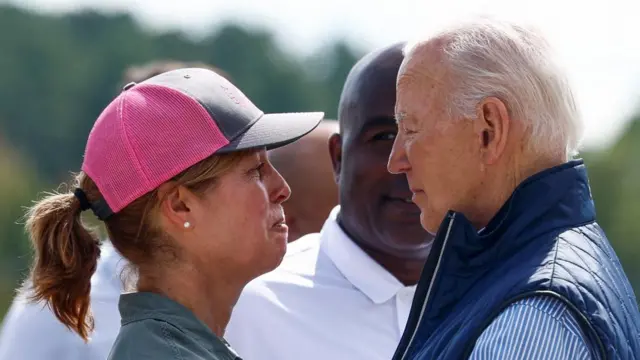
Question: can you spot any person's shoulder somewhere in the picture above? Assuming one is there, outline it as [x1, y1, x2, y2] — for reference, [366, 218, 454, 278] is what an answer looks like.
[113, 317, 168, 342]
[552, 223, 630, 292]
[553, 221, 613, 252]
[110, 319, 210, 360]
[0, 292, 74, 335]
[0, 294, 87, 359]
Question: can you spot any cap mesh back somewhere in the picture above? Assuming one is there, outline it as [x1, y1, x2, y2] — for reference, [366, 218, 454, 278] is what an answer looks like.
[82, 84, 229, 213]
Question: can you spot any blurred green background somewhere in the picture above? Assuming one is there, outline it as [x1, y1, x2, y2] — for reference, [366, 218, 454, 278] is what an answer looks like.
[0, 4, 638, 319]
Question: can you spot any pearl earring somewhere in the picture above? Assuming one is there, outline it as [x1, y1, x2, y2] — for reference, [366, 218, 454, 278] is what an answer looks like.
[183, 222, 191, 229]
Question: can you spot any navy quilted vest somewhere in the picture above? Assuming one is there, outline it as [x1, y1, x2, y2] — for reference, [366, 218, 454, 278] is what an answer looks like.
[392, 160, 640, 360]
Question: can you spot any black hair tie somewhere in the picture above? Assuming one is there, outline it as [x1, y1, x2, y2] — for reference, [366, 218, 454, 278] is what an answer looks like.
[73, 188, 115, 221]
[74, 188, 91, 211]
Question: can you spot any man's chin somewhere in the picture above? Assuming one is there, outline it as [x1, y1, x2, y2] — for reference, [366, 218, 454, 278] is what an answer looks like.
[420, 212, 441, 236]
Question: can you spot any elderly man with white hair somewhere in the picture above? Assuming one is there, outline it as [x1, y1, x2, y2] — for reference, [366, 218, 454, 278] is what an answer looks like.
[388, 18, 640, 360]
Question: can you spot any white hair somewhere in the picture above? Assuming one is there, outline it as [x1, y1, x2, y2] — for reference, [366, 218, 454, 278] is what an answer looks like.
[404, 17, 583, 159]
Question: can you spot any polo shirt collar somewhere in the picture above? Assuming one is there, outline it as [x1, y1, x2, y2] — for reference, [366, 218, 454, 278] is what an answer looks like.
[320, 206, 405, 304]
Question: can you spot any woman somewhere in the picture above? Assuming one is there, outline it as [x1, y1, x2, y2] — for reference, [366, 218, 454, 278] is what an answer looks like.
[23, 67, 323, 359]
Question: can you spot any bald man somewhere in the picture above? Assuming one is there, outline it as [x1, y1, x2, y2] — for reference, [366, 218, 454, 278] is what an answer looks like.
[225, 42, 431, 360]
[268, 120, 339, 242]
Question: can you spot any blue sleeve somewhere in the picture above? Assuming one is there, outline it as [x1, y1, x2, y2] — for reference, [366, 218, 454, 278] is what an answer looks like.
[469, 295, 596, 360]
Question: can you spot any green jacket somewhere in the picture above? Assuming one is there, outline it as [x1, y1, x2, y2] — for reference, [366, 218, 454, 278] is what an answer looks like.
[108, 292, 241, 360]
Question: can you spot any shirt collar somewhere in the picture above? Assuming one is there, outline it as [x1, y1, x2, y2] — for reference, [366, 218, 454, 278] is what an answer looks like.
[119, 292, 239, 359]
[320, 206, 408, 304]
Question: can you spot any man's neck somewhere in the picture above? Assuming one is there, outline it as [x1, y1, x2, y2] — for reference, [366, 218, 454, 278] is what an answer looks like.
[359, 243, 428, 286]
[470, 154, 567, 230]
[336, 217, 428, 286]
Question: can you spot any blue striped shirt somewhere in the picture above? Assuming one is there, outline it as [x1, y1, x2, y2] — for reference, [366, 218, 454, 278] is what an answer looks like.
[469, 295, 597, 359]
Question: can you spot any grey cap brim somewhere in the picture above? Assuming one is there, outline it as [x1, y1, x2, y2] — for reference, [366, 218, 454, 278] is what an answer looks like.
[217, 112, 325, 153]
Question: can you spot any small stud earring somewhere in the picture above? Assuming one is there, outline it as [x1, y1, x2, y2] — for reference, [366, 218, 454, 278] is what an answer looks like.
[183, 222, 191, 229]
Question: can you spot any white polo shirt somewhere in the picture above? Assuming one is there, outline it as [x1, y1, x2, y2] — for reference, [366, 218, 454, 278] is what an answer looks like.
[0, 242, 124, 360]
[225, 206, 416, 360]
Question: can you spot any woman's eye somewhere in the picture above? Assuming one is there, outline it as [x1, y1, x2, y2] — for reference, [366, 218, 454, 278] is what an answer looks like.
[252, 162, 265, 179]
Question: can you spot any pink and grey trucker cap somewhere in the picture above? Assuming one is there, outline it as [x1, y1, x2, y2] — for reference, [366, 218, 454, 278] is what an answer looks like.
[81, 67, 324, 218]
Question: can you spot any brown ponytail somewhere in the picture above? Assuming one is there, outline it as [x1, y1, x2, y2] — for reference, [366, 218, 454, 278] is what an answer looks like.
[24, 174, 101, 342]
[21, 151, 250, 341]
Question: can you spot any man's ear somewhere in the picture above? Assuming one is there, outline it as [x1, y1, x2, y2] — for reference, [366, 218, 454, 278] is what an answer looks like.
[474, 96, 510, 165]
[157, 182, 193, 230]
[328, 133, 342, 184]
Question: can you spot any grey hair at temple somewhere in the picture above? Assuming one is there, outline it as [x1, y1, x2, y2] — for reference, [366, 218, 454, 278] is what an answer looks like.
[402, 17, 583, 159]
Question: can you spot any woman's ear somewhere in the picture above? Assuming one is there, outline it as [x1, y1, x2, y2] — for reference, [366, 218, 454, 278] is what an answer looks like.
[157, 182, 193, 231]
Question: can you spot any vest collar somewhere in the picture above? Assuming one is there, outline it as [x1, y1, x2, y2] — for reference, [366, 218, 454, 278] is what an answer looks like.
[446, 159, 596, 264]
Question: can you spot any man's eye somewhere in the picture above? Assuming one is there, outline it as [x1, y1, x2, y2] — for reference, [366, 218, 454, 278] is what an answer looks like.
[402, 126, 417, 135]
[372, 132, 397, 141]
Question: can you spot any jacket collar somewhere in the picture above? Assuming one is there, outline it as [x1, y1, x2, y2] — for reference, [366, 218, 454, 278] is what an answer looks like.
[395, 160, 600, 357]
[119, 292, 239, 358]
[474, 159, 593, 251]
[425, 159, 597, 303]
[418, 160, 596, 326]
[435, 160, 596, 265]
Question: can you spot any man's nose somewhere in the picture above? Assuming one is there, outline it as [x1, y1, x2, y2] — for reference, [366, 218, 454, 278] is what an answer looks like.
[387, 137, 411, 174]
